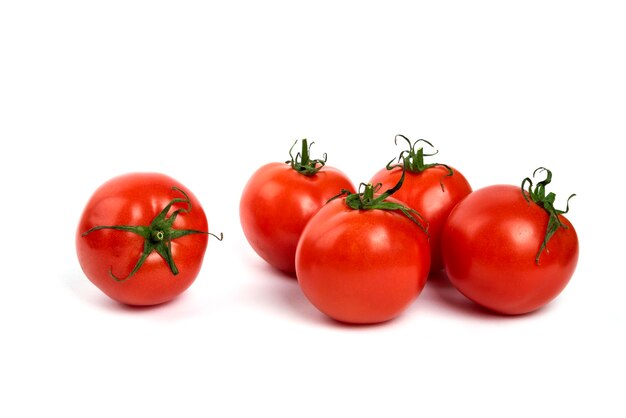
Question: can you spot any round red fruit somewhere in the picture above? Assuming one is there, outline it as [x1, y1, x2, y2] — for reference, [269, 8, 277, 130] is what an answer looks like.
[77, 173, 215, 306]
[441, 168, 578, 315]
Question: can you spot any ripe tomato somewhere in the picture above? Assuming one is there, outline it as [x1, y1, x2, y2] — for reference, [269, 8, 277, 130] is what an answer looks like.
[370, 135, 472, 272]
[240, 139, 354, 274]
[441, 168, 578, 315]
[295, 173, 431, 324]
[76, 173, 215, 306]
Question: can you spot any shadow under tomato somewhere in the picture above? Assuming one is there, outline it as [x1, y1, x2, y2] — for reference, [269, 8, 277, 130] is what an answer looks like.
[269, 266, 298, 281]
[424, 270, 554, 320]
[103, 296, 188, 313]
[239, 259, 319, 321]
[65, 270, 194, 315]
[248, 260, 391, 329]
[425, 272, 495, 318]
[326, 315, 405, 330]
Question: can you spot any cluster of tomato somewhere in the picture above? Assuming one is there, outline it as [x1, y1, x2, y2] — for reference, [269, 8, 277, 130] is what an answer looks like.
[240, 137, 579, 322]
[76, 136, 579, 323]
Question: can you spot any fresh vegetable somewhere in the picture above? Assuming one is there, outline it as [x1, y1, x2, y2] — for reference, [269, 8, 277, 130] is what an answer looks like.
[441, 168, 578, 315]
[295, 168, 431, 324]
[370, 135, 472, 272]
[77, 173, 219, 306]
[240, 139, 355, 274]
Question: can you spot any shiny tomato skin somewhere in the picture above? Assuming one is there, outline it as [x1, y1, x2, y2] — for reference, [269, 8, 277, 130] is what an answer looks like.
[295, 197, 431, 324]
[240, 163, 354, 274]
[441, 185, 579, 315]
[370, 165, 472, 272]
[76, 173, 209, 306]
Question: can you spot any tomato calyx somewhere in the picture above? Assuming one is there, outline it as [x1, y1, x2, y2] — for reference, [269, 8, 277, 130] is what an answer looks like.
[386, 134, 453, 190]
[522, 167, 576, 264]
[286, 138, 327, 176]
[82, 187, 223, 282]
[330, 164, 429, 234]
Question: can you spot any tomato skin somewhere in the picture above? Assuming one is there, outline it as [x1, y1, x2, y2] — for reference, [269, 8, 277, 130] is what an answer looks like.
[295, 197, 431, 324]
[441, 185, 579, 315]
[370, 165, 472, 272]
[76, 173, 209, 306]
[240, 162, 354, 274]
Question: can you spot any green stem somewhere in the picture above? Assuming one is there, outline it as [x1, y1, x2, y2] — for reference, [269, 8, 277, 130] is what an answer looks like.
[329, 162, 429, 234]
[82, 187, 222, 282]
[521, 167, 576, 264]
[152, 230, 165, 242]
[386, 134, 453, 190]
[286, 138, 327, 176]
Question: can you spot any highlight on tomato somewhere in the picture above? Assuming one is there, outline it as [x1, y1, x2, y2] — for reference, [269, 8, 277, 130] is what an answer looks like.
[76, 172, 222, 306]
[295, 167, 431, 324]
[240, 139, 355, 275]
[370, 135, 472, 273]
[441, 168, 579, 315]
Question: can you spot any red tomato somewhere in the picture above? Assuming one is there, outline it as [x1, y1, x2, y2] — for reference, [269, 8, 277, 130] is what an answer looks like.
[441, 169, 578, 315]
[240, 140, 354, 274]
[295, 181, 431, 324]
[370, 136, 472, 272]
[76, 173, 213, 306]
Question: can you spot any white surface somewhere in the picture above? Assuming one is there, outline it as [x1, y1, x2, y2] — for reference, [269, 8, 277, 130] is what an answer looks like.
[1, 1, 624, 417]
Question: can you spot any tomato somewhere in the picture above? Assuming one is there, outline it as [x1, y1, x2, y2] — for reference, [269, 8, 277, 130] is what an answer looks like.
[370, 135, 472, 272]
[295, 173, 431, 324]
[240, 139, 354, 274]
[76, 173, 216, 306]
[441, 168, 578, 315]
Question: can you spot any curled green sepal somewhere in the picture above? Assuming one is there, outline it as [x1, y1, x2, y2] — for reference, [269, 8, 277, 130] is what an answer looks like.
[285, 138, 327, 176]
[521, 167, 576, 265]
[82, 187, 223, 282]
[386, 134, 453, 191]
[329, 164, 429, 235]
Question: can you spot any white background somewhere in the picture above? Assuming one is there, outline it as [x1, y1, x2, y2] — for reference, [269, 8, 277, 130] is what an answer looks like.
[1, 1, 624, 417]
